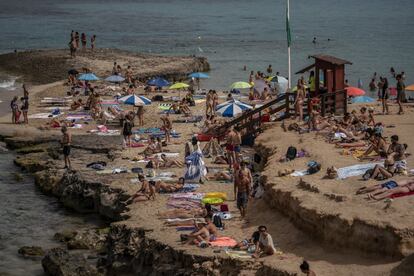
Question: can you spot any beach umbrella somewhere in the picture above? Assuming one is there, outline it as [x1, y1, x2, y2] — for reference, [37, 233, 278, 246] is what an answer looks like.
[68, 69, 79, 75]
[118, 94, 151, 106]
[216, 99, 253, 117]
[105, 75, 125, 83]
[147, 77, 170, 87]
[345, 86, 365, 97]
[254, 79, 269, 94]
[230, 81, 251, 89]
[169, 82, 190, 89]
[406, 84, 414, 91]
[78, 73, 99, 81]
[352, 96, 375, 103]
[269, 76, 288, 93]
[188, 72, 210, 79]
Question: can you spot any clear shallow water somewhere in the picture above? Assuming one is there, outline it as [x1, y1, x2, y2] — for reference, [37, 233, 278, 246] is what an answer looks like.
[0, 0, 413, 91]
[0, 152, 104, 276]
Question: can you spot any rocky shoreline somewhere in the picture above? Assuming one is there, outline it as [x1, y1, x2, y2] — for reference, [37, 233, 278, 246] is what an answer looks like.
[0, 48, 210, 85]
[1, 131, 296, 276]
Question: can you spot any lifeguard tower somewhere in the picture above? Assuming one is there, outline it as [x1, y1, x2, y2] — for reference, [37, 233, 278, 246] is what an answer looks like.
[296, 54, 352, 116]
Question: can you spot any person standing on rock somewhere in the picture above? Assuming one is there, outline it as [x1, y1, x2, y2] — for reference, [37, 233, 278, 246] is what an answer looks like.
[75, 32, 80, 48]
[90, 35, 96, 51]
[61, 126, 72, 170]
[21, 84, 29, 124]
[81, 33, 87, 50]
[10, 96, 20, 124]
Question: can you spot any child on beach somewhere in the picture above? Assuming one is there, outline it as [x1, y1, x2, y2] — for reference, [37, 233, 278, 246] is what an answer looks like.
[61, 126, 72, 169]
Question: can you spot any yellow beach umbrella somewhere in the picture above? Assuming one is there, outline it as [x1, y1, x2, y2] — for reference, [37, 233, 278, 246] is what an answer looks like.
[169, 82, 189, 89]
[406, 84, 414, 91]
[230, 81, 251, 89]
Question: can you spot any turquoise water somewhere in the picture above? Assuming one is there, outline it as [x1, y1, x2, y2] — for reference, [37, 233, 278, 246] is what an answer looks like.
[0, 0, 413, 90]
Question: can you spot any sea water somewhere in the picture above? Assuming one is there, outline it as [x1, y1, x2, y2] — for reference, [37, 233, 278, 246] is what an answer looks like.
[0, 0, 413, 91]
[0, 152, 104, 275]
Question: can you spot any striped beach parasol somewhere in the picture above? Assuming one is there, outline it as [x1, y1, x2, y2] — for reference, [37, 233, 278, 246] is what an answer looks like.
[216, 99, 252, 117]
[118, 94, 151, 106]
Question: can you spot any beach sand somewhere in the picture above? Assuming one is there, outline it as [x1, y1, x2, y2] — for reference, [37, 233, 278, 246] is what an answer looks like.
[1, 77, 413, 275]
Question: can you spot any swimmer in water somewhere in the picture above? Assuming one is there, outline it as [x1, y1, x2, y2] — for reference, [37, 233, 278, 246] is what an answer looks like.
[312, 37, 317, 43]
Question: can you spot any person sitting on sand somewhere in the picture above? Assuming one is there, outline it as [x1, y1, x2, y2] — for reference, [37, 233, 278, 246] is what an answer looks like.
[300, 261, 317, 276]
[128, 175, 156, 203]
[205, 217, 219, 241]
[185, 222, 210, 246]
[360, 132, 387, 160]
[253, 225, 276, 258]
[70, 99, 84, 110]
[367, 108, 375, 126]
[357, 179, 414, 200]
[233, 230, 260, 252]
[156, 153, 184, 168]
[169, 103, 180, 114]
[143, 137, 159, 155]
[179, 99, 192, 116]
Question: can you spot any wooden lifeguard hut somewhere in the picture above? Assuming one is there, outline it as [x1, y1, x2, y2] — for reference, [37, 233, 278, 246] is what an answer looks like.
[296, 54, 352, 116]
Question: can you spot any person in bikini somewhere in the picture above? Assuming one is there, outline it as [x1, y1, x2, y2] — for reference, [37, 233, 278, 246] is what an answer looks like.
[294, 80, 306, 121]
[226, 127, 237, 168]
[156, 153, 184, 168]
[360, 131, 387, 160]
[161, 113, 172, 143]
[154, 177, 185, 193]
[185, 222, 210, 246]
[128, 175, 156, 203]
[205, 90, 214, 116]
[205, 216, 219, 241]
[358, 179, 414, 200]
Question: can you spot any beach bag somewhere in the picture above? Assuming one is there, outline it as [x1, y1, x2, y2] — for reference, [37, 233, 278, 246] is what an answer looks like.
[286, 146, 297, 161]
[307, 161, 321, 175]
[213, 214, 224, 229]
[152, 95, 164, 101]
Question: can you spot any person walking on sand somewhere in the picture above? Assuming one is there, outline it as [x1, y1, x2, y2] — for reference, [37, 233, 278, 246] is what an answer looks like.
[396, 74, 405, 115]
[300, 261, 316, 276]
[61, 126, 72, 169]
[234, 161, 252, 219]
[69, 39, 76, 58]
[91, 35, 96, 51]
[161, 113, 172, 143]
[381, 77, 389, 114]
[21, 84, 29, 124]
[81, 33, 87, 50]
[10, 96, 19, 124]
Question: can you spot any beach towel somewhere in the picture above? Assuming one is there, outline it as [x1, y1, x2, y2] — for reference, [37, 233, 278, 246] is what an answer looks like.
[44, 106, 71, 111]
[167, 198, 202, 210]
[173, 115, 203, 123]
[158, 103, 172, 110]
[209, 237, 237, 247]
[154, 153, 180, 158]
[176, 226, 196, 231]
[225, 250, 253, 259]
[169, 193, 204, 200]
[28, 113, 62, 119]
[337, 162, 382, 179]
[290, 170, 308, 177]
[185, 150, 207, 182]
[390, 191, 414, 199]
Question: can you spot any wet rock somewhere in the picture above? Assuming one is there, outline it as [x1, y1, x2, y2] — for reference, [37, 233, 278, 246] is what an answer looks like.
[67, 229, 108, 252]
[18, 246, 45, 257]
[12, 172, 24, 182]
[54, 230, 77, 243]
[35, 169, 63, 195]
[42, 248, 103, 276]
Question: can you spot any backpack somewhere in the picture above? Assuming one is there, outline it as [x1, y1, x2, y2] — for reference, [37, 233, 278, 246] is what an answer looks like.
[213, 214, 224, 229]
[307, 161, 321, 174]
[286, 146, 297, 161]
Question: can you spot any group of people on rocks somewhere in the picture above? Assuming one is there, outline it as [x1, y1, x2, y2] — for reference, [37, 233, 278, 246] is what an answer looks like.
[10, 84, 29, 124]
[69, 30, 96, 57]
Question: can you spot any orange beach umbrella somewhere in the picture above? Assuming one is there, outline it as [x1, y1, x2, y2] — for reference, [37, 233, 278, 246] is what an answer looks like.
[406, 84, 414, 91]
[345, 86, 365, 97]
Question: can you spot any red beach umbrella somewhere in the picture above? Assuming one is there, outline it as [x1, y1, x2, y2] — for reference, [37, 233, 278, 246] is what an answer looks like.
[346, 86, 365, 97]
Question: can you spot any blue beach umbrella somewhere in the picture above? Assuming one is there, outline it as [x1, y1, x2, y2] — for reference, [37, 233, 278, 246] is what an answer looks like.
[118, 94, 151, 106]
[188, 72, 210, 79]
[352, 96, 375, 103]
[78, 73, 99, 81]
[105, 75, 125, 83]
[216, 99, 252, 117]
[147, 77, 170, 87]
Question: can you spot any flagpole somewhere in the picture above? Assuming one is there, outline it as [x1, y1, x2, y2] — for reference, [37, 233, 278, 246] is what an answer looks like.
[287, 0, 291, 89]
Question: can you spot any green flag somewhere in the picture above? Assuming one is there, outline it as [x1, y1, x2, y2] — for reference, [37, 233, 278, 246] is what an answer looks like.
[286, 5, 291, 47]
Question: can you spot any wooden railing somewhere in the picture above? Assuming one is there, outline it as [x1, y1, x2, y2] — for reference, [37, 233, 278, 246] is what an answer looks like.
[215, 89, 347, 137]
